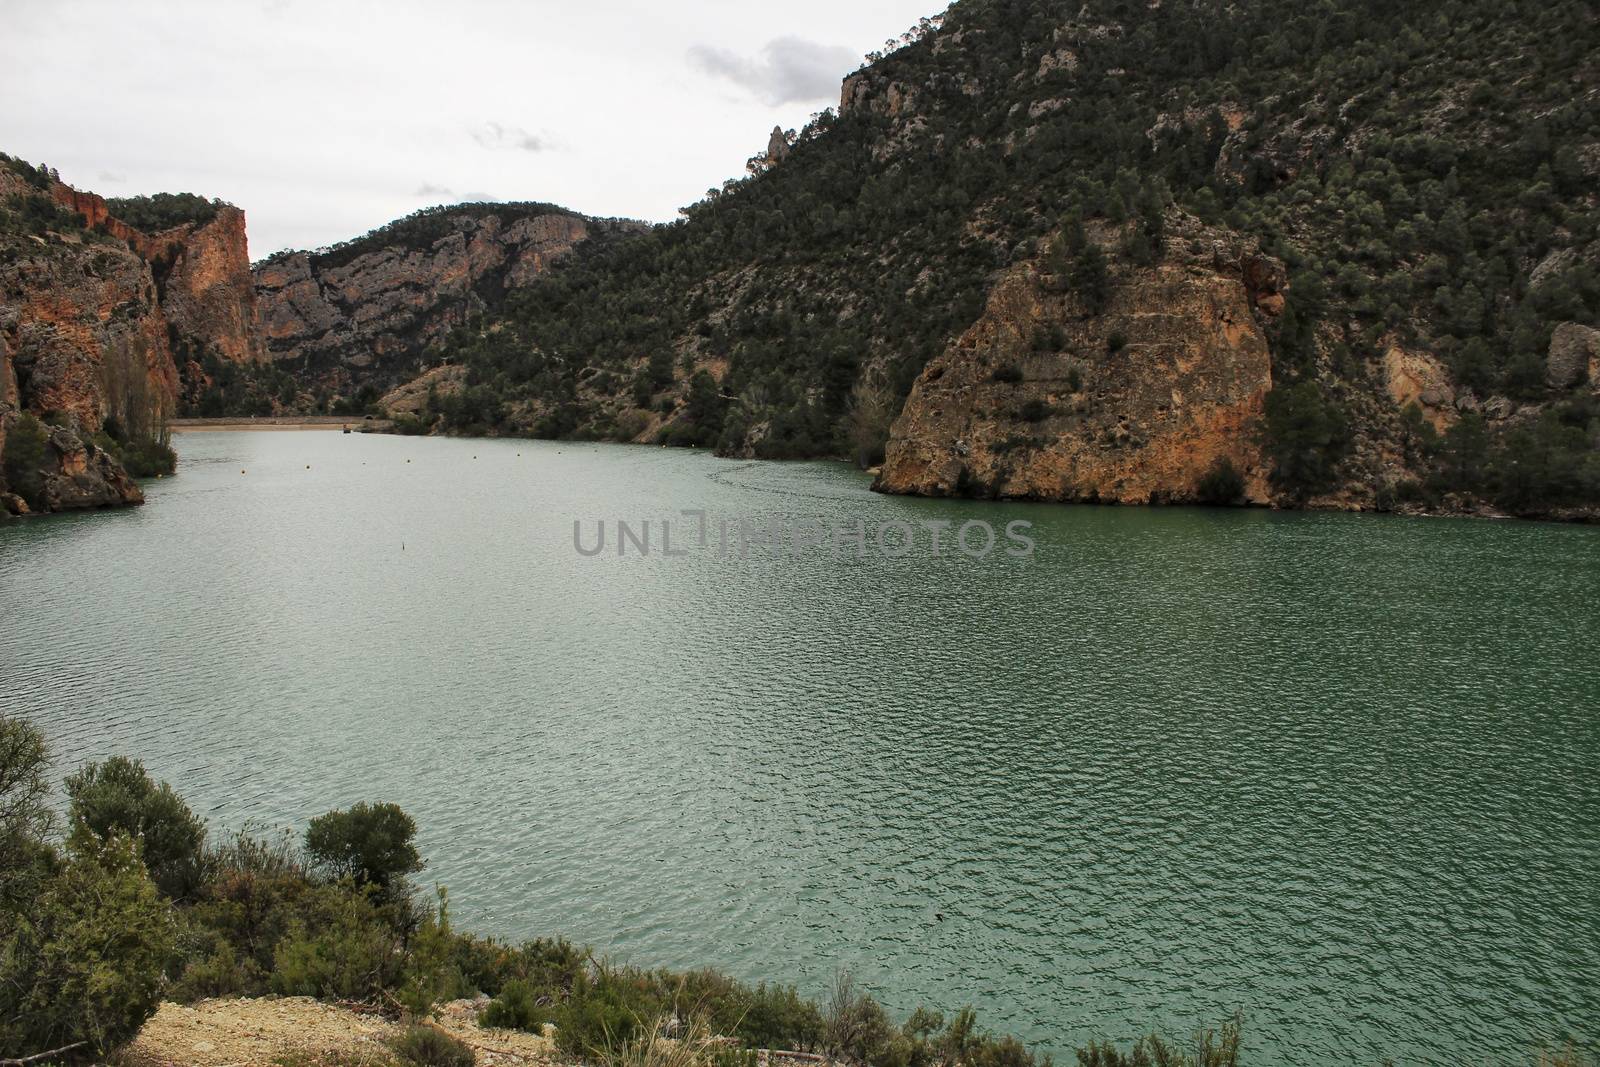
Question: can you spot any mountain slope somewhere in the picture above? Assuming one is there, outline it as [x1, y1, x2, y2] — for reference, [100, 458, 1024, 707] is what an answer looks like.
[382, 0, 1597, 517]
[233, 205, 646, 417]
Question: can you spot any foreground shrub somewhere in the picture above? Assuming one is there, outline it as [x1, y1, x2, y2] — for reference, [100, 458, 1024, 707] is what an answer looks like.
[606, 1014, 720, 1067]
[306, 801, 425, 889]
[269, 881, 401, 1001]
[451, 932, 584, 998]
[479, 977, 545, 1030]
[0, 834, 175, 1057]
[64, 755, 207, 899]
[824, 972, 896, 1063]
[391, 1024, 476, 1066]
[728, 979, 824, 1052]
[0, 713, 55, 916]
[1076, 1017, 1240, 1067]
[397, 888, 472, 1018]
[171, 830, 317, 1000]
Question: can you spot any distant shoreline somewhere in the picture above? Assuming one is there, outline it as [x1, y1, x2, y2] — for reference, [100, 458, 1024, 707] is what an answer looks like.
[169, 417, 390, 433]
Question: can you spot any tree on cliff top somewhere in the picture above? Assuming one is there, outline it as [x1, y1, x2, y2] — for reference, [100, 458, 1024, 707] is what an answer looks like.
[105, 191, 224, 232]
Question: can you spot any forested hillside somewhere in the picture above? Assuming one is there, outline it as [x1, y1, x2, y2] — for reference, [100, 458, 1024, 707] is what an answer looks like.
[367, 0, 1599, 514]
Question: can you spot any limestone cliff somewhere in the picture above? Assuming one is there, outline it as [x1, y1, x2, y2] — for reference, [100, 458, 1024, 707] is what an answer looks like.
[1, 160, 261, 513]
[876, 215, 1278, 504]
[253, 207, 609, 402]
[0, 241, 165, 512]
[134, 205, 266, 370]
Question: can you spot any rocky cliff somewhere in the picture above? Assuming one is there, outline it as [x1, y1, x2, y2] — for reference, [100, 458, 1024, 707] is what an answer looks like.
[135, 205, 265, 372]
[877, 215, 1279, 504]
[0, 158, 262, 514]
[252, 206, 614, 404]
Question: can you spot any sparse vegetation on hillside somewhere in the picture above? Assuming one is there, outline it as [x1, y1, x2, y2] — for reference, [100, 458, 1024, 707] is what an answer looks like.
[381, 0, 1598, 515]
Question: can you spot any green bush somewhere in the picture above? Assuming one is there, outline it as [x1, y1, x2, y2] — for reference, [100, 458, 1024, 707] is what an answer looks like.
[1075, 1016, 1240, 1067]
[0, 834, 175, 1058]
[104, 434, 178, 478]
[172, 830, 314, 999]
[546, 965, 660, 1056]
[479, 977, 546, 1030]
[735, 981, 825, 1052]
[452, 934, 585, 999]
[305, 801, 425, 889]
[1262, 382, 1351, 500]
[269, 882, 401, 1001]
[397, 888, 471, 1019]
[0, 714, 55, 916]
[65, 755, 206, 900]
[1018, 399, 1054, 423]
[823, 972, 896, 1064]
[391, 1025, 476, 1067]
[105, 191, 224, 231]
[1, 413, 49, 510]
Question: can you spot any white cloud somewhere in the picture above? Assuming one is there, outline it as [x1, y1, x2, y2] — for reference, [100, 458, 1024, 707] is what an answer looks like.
[0, 0, 936, 258]
[688, 36, 859, 106]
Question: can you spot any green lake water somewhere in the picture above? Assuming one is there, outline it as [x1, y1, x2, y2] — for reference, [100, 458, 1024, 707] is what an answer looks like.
[1, 431, 1596, 1064]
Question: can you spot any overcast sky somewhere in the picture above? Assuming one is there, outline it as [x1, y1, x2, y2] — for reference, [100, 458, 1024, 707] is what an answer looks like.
[1, 0, 938, 259]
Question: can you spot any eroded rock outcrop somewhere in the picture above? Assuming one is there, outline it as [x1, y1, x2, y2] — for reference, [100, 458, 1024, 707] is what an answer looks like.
[253, 208, 596, 399]
[0, 235, 176, 435]
[135, 205, 266, 368]
[1382, 345, 1458, 432]
[1, 163, 260, 512]
[876, 216, 1277, 505]
[1547, 322, 1598, 389]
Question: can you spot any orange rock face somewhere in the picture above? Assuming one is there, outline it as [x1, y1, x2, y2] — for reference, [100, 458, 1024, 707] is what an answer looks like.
[876, 216, 1279, 505]
[1382, 344, 1458, 432]
[1, 172, 263, 510]
[0, 236, 177, 436]
[135, 206, 266, 366]
[48, 180, 140, 243]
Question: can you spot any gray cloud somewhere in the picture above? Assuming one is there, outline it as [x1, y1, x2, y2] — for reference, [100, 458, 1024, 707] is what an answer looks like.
[412, 183, 500, 204]
[471, 121, 548, 153]
[688, 35, 857, 106]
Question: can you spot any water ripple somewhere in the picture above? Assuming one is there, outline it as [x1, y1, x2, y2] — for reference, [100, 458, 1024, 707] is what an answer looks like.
[0, 433, 1596, 1065]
